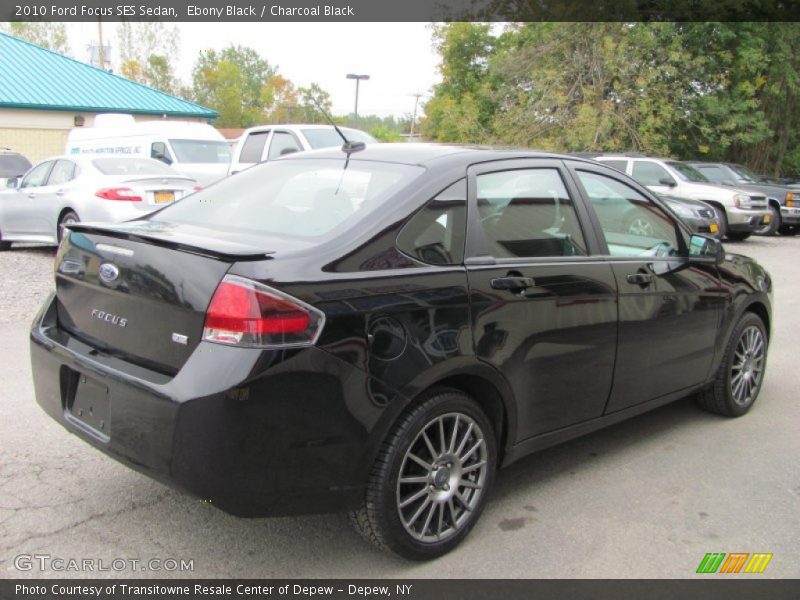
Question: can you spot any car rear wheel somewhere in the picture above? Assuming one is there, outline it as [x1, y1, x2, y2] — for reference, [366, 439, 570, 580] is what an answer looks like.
[0, 228, 10, 251]
[57, 211, 79, 243]
[350, 389, 497, 560]
[753, 205, 779, 236]
[697, 312, 767, 417]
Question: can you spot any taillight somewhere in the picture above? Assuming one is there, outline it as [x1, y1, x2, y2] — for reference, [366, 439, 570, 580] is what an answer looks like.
[192, 185, 202, 192]
[203, 275, 325, 348]
[96, 187, 142, 202]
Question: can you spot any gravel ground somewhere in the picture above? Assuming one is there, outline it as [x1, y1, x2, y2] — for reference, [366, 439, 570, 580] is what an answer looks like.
[0, 245, 56, 325]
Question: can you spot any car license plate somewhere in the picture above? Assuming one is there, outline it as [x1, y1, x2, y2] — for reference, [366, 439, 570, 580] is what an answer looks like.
[710, 223, 719, 233]
[154, 191, 175, 204]
[65, 372, 110, 441]
[763, 214, 771, 223]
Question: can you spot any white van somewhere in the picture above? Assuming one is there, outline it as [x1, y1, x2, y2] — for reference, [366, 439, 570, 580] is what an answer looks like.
[66, 114, 231, 186]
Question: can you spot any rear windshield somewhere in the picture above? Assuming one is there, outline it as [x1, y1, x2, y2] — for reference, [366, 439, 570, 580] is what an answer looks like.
[92, 157, 178, 176]
[0, 154, 32, 177]
[302, 128, 375, 149]
[666, 161, 709, 183]
[150, 158, 424, 239]
[169, 139, 231, 163]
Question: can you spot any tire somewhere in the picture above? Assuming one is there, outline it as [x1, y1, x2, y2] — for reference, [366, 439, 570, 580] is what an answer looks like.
[697, 312, 768, 417]
[726, 231, 751, 241]
[716, 209, 728, 239]
[779, 224, 798, 236]
[57, 210, 79, 243]
[0, 228, 10, 251]
[753, 205, 779, 236]
[350, 388, 497, 560]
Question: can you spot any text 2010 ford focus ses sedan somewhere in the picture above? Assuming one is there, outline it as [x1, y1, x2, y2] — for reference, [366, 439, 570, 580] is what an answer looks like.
[30, 144, 772, 560]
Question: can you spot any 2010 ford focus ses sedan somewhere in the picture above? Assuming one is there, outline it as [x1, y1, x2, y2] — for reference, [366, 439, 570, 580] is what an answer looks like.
[30, 144, 772, 560]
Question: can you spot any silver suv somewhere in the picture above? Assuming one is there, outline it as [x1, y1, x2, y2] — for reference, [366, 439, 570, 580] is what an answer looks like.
[592, 155, 770, 241]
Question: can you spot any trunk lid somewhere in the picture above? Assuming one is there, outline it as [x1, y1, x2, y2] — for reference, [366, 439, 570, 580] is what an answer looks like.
[55, 222, 273, 374]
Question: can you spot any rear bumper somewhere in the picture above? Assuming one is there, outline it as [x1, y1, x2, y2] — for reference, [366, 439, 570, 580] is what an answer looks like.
[29, 293, 375, 517]
[726, 207, 771, 232]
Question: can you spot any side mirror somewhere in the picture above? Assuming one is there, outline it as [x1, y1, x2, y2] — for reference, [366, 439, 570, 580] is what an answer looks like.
[659, 177, 677, 187]
[689, 234, 724, 264]
[5, 177, 19, 189]
[723, 179, 738, 186]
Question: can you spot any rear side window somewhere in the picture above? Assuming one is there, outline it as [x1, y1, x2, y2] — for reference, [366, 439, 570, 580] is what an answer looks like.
[476, 168, 587, 258]
[397, 180, 466, 265]
[601, 159, 628, 172]
[239, 131, 269, 163]
[632, 161, 674, 186]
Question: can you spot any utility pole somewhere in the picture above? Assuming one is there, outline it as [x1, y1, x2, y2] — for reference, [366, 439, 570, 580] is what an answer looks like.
[346, 74, 370, 125]
[97, 19, 105, 70]
[409, 93, 423, 141]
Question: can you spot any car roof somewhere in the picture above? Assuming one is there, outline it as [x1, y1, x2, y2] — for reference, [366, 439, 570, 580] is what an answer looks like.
[241, 123, 369, 134]
[280, 142, 598, 168]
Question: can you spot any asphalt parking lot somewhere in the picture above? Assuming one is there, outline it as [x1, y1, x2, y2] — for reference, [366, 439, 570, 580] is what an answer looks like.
[1, 237, 798, 579]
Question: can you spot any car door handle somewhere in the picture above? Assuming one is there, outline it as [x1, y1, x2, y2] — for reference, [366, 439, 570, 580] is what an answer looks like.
[491, 276, 535, 291]
[626, 273, 656, 286]
[55, 189, 65, 196]
[27, 193, 36, 199]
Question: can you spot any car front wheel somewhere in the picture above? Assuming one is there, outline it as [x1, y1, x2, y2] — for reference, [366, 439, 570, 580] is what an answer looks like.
[753, 206, 779, 236]
[350, 389, 497, 560]
[698, 312, 768, 417]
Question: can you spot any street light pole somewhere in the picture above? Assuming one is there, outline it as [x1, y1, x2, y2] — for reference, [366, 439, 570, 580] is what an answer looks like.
[346, 73, 370, 125]
[409, 93, 423, 141]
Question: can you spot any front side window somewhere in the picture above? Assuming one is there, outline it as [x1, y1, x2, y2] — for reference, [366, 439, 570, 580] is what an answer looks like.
[268, 131, 302, 160]
[476, 168, 587, 258]
[20, 161, 52, 189]
[396, 180, 466, 265]
[632, 161, 674, 186]
[577, 170, 683, 257]
[47, 160, 77, 186]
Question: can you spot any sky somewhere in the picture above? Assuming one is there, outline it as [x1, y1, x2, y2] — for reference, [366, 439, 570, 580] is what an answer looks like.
[63, 22, 442, 119]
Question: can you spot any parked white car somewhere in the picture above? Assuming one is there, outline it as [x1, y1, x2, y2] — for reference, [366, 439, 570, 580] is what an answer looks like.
[66, 114, 231, 186]
[228, 124, 376, 175]
[0, 156, 197, 249]
[591, 154, 771, 240]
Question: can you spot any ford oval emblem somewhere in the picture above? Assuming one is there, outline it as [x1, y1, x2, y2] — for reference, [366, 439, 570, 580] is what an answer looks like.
[98, 263, 120, 284]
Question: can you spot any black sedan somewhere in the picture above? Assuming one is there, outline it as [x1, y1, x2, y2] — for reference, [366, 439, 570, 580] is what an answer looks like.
[30, 145, 772, 560]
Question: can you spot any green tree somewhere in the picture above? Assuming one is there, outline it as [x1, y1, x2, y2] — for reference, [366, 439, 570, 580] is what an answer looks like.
[191, 45, 276, 127]
[421, 23, 498, 143]
[117, 22, 180, 94]
[1, 22, 69, 54]
[296, 83, 334, 123]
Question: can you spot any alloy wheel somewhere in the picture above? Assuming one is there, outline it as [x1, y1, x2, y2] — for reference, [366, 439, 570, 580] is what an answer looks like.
[730, 325, 766, 406]
[396, 412, 488, 543]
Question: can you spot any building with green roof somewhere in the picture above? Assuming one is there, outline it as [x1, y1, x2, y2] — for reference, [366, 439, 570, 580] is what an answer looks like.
[0, 32, 217, 162]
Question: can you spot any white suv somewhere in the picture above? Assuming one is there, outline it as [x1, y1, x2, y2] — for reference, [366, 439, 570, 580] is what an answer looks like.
[592, 155, 770, 240]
